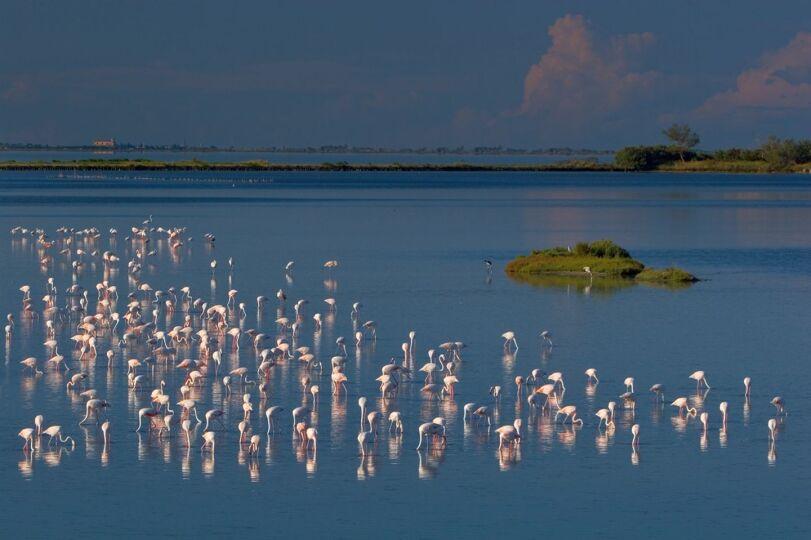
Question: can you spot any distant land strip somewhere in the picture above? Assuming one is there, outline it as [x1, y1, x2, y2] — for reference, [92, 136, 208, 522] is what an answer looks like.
[0, 159, 614, 172]
[2, 158, 811, 173]
[0, 143, 612, 156]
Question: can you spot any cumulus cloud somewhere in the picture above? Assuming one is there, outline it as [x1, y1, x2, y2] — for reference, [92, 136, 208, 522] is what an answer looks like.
[517, 14, 659, 122]
[698, 32, 811, 115]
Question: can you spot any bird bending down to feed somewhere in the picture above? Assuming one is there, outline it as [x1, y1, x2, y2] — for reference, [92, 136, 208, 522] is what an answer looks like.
[671, 397, 697, 416]
[689, 370, 710, 389]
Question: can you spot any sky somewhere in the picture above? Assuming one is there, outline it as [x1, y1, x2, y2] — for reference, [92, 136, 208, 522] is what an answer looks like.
[1, 0, 810, 149]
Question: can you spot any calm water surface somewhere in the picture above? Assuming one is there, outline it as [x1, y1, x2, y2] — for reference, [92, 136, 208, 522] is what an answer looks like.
[1, 171, 809, 538]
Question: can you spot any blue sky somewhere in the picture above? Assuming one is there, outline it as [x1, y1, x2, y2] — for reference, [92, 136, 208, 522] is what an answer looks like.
[1, 1, 810, 148]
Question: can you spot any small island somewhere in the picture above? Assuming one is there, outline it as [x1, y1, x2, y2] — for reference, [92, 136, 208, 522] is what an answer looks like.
[505, 240, 698, 283]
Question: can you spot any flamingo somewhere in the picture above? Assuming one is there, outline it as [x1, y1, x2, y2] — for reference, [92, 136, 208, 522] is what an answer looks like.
[80, 399, 111, 425]
[66, 372, 87, 390]
[357, 429, 375, 456]
[42, 426, 75, 448]
[421, 383, 445, 400]
[204, 409, 225, 431]
[473, 406, 493, 426]
[489, 385, 502, 401]
[533, 384, 557, 409]
[201, 431, 216, 453]
[540, 330, 553, 346]
[555, 405, 583, 425]
[136, 408, 160, 432]
[444, 375, 459, 398]
[631, 424, 640, 447]
[101, 421, 111, 447]
[19, 428, 35, 450]
[596, 408, 614, 428]
[495, 419, 522, 451]
[306, 427, 318, 451]
[265, 406, 284, 434]
[649, 383, 665, 401]
[768, 418, 777, 441]
[624, 377, 635, 393]
[771, 396, 786, 415]
[20, 357, 43, 375]
[181, 419, 193, 446]
[501, 331, 518, 351]
[331, 371, 348, 395]
[743, 377, 751, 397]
[527, 368, 543, 386]
[388, 411, 404, 434]
[238, 420, 251, 443]
[292, 406, 310, 428]
[548, 372, 565, 391]
[463, 403, 477, 422]
[671, 397, 697, 416]
[585, 368, 599, 383]
[719, 402, 728, 428]
[247, 435, 261, 455]
[358, 397, 368, 429]
[689, 370, 710, 389]
[608, 401, 617, 424]
[416, 422, 445, 451]
[514, 376, 524, 398]
[177, 400, 202, 423]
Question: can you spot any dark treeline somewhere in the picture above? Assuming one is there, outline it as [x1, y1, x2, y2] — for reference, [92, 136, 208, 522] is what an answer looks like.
[0, 142, 612, 156]
[616, 126, 811, 172]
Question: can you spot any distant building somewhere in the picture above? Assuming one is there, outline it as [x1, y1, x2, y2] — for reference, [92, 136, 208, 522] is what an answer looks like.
[92, 138, 116, 148]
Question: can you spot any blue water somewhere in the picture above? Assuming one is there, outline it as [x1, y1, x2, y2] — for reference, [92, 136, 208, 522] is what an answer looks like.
[1, 171, 809, 538]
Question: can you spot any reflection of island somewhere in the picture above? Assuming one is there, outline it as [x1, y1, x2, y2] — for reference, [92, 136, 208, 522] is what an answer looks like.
[507, 272, 635, 296]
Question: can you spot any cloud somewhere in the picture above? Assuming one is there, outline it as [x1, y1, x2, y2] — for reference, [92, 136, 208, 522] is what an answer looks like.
[698, 32, 811, 116]
[516, 14, 659, 123]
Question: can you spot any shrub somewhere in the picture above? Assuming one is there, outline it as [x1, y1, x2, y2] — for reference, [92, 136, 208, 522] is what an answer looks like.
[573, 242, 590, 256]
[614, 145, 688, 171]
[759, 137, 811, 170]
[588, 239, 631, 259]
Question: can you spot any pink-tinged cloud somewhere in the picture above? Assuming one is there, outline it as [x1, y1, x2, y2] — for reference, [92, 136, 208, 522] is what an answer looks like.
[517, 14, 658, 121]
[698, 32, 811, 115]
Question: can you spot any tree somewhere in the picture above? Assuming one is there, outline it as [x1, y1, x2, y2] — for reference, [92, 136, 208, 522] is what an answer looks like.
[662, 123, 700, 162]
[758, 136, 811, 170]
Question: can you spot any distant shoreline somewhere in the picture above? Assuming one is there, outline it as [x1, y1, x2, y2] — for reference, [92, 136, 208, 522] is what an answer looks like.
[1, 158, 810, 174]
[0, 159, 614, 172]
[0, 145, 613, 157]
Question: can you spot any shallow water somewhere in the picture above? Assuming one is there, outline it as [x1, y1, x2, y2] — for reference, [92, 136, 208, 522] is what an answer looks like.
[1, 171, 809, 539]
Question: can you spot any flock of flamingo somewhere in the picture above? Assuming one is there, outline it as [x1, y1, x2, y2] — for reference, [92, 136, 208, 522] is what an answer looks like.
[6, 220, 788, 476]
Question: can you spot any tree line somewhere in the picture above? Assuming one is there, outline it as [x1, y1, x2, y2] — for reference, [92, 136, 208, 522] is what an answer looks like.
[616, 124, 811, 171]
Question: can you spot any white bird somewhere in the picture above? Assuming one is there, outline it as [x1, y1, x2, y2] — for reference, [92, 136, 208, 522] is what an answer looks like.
[689, 370, 710, 389]
[501, 331, 518, 351]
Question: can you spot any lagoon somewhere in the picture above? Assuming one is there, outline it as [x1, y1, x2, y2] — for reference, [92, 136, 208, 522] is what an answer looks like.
[1, 170, 809, 538]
